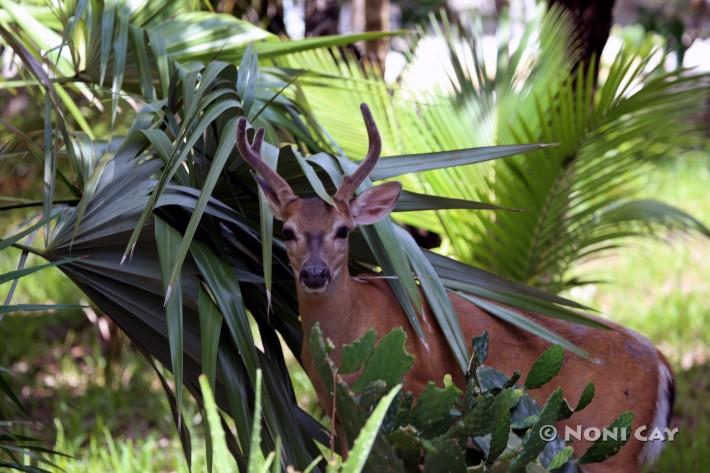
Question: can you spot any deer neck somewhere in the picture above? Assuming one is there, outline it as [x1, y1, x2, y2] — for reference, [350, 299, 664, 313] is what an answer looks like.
[297, 266, 357, 339]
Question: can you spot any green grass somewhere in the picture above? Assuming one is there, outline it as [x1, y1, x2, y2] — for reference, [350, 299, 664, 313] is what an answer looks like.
[564, 152, 709, 472]
[0, 248, 84, 310]
[565, 153, 709, 362]
[567, 239, 709, 364]
[650, 363, 710, 473]
[0, 311, 202, 473]
[51, 423, 206, 473]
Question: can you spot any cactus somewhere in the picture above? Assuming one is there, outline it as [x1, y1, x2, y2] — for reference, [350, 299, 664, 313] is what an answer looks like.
[340, 329, 377, 374]
[548, 446, 574, 470]
[509, 389, 565, 472]
[352, 328, 414, 392]
[525, 345, 565, 390]
[558, 382, 595, 421]
[423, 437, 466, 473]
[578, 411, 635, 464]
[410, 382, 460, 436]
[309, 325, 633, 472]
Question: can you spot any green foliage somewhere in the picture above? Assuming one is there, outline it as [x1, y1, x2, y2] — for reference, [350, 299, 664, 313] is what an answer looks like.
[310, 326, 636, 472]
[201, 365, 403, 473]
[0, 249, 82, 311]
[285, 7, 709, 292]
[509, 389, 565, 472]
[651, 363, 710, 473]
[0, 308, 212, 473]
[155, 217, 186, 432]
[0, 367, 64, 472]
[525, 345, 565, 390]
[340, 330, 377, 375]
[351, 330, 413, 392]
[0, 223, 87, 470]
[51, 428, 205, 473]
[341, 384, 403, 473]
[0, 9, 607, 467]
[578, 411, 635, 465]
[410, 383, 460, 436]
[200, 373, 239, 473]
[1, 1, 706, 470]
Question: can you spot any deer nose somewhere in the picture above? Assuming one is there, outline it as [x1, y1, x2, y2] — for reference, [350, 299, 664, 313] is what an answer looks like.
[299, 264, 331, 290]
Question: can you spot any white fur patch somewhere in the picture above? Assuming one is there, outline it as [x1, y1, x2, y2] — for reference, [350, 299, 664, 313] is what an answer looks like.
[639, 359, 673, 464]
[302, 284, 328, 294]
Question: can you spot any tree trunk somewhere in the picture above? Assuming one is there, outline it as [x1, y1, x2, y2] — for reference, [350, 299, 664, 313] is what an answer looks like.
[214, 0, 286, 36]
[365, 0, 390, 66]
[549, 0, 616, 79]
[305, 0, 340, 37]
[259, 0, 286, 36]
[353, 0, 390, 67]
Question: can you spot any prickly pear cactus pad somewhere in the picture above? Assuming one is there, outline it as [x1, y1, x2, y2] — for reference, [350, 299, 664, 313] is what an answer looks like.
[309, 325, 635, 472]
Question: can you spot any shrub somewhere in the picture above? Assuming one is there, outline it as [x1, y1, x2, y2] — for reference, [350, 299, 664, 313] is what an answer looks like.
[309, 326, 633, 472]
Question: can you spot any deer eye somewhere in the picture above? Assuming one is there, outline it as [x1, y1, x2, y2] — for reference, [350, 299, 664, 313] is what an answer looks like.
[282, 228, 296, 241]
[335, 226, 349, 239]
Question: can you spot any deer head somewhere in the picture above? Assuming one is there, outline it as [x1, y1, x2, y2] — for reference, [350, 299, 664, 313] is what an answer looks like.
[237, 104, 402, 294]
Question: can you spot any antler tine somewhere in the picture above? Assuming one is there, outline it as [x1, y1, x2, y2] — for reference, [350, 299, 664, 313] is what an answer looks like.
[333, 103, 382, 203]
[236, 117, 296, 203]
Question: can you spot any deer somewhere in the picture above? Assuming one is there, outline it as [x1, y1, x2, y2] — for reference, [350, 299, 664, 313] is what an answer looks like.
[235, 104, 675, 473]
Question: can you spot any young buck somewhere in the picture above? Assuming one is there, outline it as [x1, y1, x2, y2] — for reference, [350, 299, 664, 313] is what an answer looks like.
[236, 105, 674, 472]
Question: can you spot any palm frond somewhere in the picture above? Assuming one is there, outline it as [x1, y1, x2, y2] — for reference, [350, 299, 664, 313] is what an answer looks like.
[278, 5, 709, 291]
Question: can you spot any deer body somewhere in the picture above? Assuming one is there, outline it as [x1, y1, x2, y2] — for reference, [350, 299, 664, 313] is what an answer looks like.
[299, 271, 672, 473]
[236, 106, 674, 473]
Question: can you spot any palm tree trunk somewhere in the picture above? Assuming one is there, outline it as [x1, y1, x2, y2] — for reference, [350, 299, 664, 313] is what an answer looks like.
[353, 0, 390, 67]
[305, 0, 340, 36]
[549, 0, 616, 79]
[214, 0, 286, 35]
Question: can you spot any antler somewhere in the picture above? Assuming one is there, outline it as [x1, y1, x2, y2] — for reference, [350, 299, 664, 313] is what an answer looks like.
[333, 103, 382, 205]
[236, 117, 297, 205]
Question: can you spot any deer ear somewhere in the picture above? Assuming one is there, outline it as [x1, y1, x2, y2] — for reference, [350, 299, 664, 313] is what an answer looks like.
[255, 175, 285, 220]
[349, 182, 402, 225]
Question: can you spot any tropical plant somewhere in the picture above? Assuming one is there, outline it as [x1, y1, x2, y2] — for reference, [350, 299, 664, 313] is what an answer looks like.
[2, 53, 595, 468]
[1, 364, 66, 471]
[0, 0, 700, 470]
[280, 5, 710, 291]
[308, 325, 634, 472]
[0, 220, 82, 471]
[202, 368, 402, 473]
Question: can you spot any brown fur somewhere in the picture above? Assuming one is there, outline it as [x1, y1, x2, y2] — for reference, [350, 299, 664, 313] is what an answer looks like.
[236, 105, 671, 471]
[283, 197, 667, 473]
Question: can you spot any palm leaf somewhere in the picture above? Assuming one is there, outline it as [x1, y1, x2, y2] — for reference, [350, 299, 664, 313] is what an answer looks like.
[282, 6, 709, 292]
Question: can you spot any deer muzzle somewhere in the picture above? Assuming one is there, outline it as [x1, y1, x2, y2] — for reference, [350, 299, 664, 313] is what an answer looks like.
[299, 260, 332, 292]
